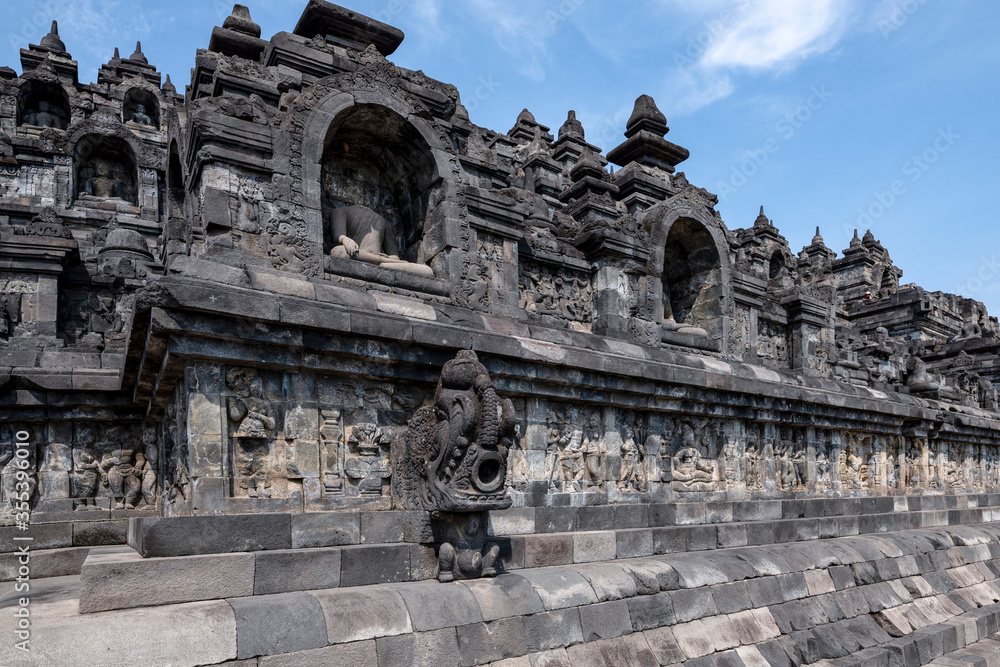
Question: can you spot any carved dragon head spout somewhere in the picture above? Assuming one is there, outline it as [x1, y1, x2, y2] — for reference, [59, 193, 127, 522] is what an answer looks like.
[397, 349, 515, 512]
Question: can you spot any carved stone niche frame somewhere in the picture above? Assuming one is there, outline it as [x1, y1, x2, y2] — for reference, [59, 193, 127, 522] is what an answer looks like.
[292, 68, 465, 295]
[641, 199, 733, 351]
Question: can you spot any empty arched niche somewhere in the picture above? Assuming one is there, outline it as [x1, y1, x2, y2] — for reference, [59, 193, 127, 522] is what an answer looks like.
[768, 251, 787, 280]
[18, 81, 70, 130]
[320, 104, 438, 264]
[74, 135, 138, 205]
[662, 217, 723, 331]
[167, 141, 184, 218]
[123, 88, 160, 128]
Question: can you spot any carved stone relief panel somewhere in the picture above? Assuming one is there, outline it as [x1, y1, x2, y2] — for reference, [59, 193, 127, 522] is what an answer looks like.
[519, 259, 593, 329]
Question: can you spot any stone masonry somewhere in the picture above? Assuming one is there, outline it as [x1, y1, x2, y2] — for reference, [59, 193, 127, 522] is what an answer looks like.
[1, 2, 1000, 666]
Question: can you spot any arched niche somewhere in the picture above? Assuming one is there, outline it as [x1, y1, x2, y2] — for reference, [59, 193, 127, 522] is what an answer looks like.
[768, 250, 787, 280]
[320, 104, 438, 263]
[167, 141, 184, 218]
[123, 88, 160, 129]
[74, 134, 138, 205]
[661, 217, 724, 333]
[18, 80, 70, 130]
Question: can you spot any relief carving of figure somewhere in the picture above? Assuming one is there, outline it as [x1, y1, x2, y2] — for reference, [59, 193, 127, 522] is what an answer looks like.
[582, 414, 604, 492]
[70, 438, 101, 509]
[618, 426, 639, 492]
[559, 427, 584, 493]
[816, 451, 831, 490]
[545, 417, 563, 492]
[100, 448, 140, 509]
[745, 440, 761, 490]
[672, 424, 714, 491]
[230, 376, 275, 439]
[328, 205, 433, 277]
[227, 372, 276, 498]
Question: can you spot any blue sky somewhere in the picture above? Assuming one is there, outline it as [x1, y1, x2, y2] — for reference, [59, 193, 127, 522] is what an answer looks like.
[4, 0, 999, 314]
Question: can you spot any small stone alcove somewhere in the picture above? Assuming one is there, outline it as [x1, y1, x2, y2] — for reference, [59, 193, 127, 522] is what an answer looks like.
[662, 217, 723, 331]
[74, 134, 138, 205]
[320, 104, 438, 264]
[18, 80, 70, 130]
[123, 88, 160, 129]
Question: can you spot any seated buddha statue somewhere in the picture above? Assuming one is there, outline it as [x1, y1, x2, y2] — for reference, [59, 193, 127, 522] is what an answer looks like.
[328, 204, 433, 277]
[129, 103, 153, 126]
[83, 161, 123, 199]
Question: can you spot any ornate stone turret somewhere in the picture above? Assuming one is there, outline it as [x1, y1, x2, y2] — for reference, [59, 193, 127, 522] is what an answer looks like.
[21, 19, 78, 81]
[551, 110, 603, 176]
[607, 94, 689, 173]
[508, 108, 553, 146]
[128, 41, 149, 65]
[39, 21, 68, 56]
[209, 4, 267, 60]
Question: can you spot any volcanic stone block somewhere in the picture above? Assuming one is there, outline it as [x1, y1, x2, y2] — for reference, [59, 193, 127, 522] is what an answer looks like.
[131, 514, 291, 557]
[339, 544, 410, 586]
[1, 523, 72, 552]
[80, 550, 255, 613]
[461, 573, 545, 621]
[522, 535, 573, 568]
[360, 511, 407, 544]
[16, 599, 238, 667]
[72, 520, 127, 547]
[653, 526, 688, 554]
[577, 505, 617, 531]
[670, 586, 717, 623]
[643, 626, 685, 665]
[523, 608, 584, 652]
[518, 568, 598, 610]
[617, 529, 654, 558]
[309, 586, 412, 644]
[566, 634, 659, 667]
[627, 591, 676, 631]
[395, 580, 484, 631]
[456, 617, 527, 666]
[0, 546, 91, 581]
[229, 592, 327, 659]
[573, 563, 637, 601]
[578, 599, 633, 642]
[253, 548, 341, 595]
[747, 576, 785, 607]
[290, 512, 361, 548]
[573, 531, 616, 563]
[259, 640, 378, 667]
[712, 581, 752, 613]
[535, 506, 577, 533]
[375, 629, 461, 667]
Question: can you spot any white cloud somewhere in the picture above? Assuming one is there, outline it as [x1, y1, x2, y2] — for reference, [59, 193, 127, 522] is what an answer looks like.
[467, 0, 586, 83]
[702, 0, 855, 70]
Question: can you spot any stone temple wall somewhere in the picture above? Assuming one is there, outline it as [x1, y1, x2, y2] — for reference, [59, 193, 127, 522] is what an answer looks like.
[0, 1, 998, 563]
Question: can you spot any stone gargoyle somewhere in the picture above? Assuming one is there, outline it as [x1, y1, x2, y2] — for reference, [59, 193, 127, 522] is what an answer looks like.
[395, 349, 516, 581]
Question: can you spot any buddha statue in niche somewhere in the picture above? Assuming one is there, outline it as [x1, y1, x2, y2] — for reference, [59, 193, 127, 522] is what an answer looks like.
[129, 103, 153, 126]
[24, 100, 68, 130]
[82, 160, 123, 199]
[328, 204, 433, 277]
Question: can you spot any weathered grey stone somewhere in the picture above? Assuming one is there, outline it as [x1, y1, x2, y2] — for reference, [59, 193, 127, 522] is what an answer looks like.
[395, 580, 484, 631]
[670, 586, 718, 622]
[259, 640, 378, 667]
[253, 547, 341, 595]
[340, 544, 410, 586]
[1, 599, 237, 667]
[627, 591, 676, 631]
[131, 515, 291, 557]
[229, 591, 327, 659]
[523, 608, 584, 652]
[456, 618, 528, 666]
[573, 531, 617, 563]
[572, 563, 637, 601]
[578, 599, 632, 641]
[291, 512, 361, 548]
[565, 634, 659, 667]
[80, 550, 255, 612]
[523, 535, 574, 568]
[517, 568, 598, 610]
[309, 586, 413, 643]
[375, 628, 461, 667]
[461, 573, 545, 621]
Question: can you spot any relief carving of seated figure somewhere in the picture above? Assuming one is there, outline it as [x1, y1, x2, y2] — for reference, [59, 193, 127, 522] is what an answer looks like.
[329, 204, 434, 277]
[25, 100, 67, 130]
[951, 318, 982, 343]
[83, 161, 123, 199]
[129, 103, 153, 126]
[672, 447, 715, 491]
